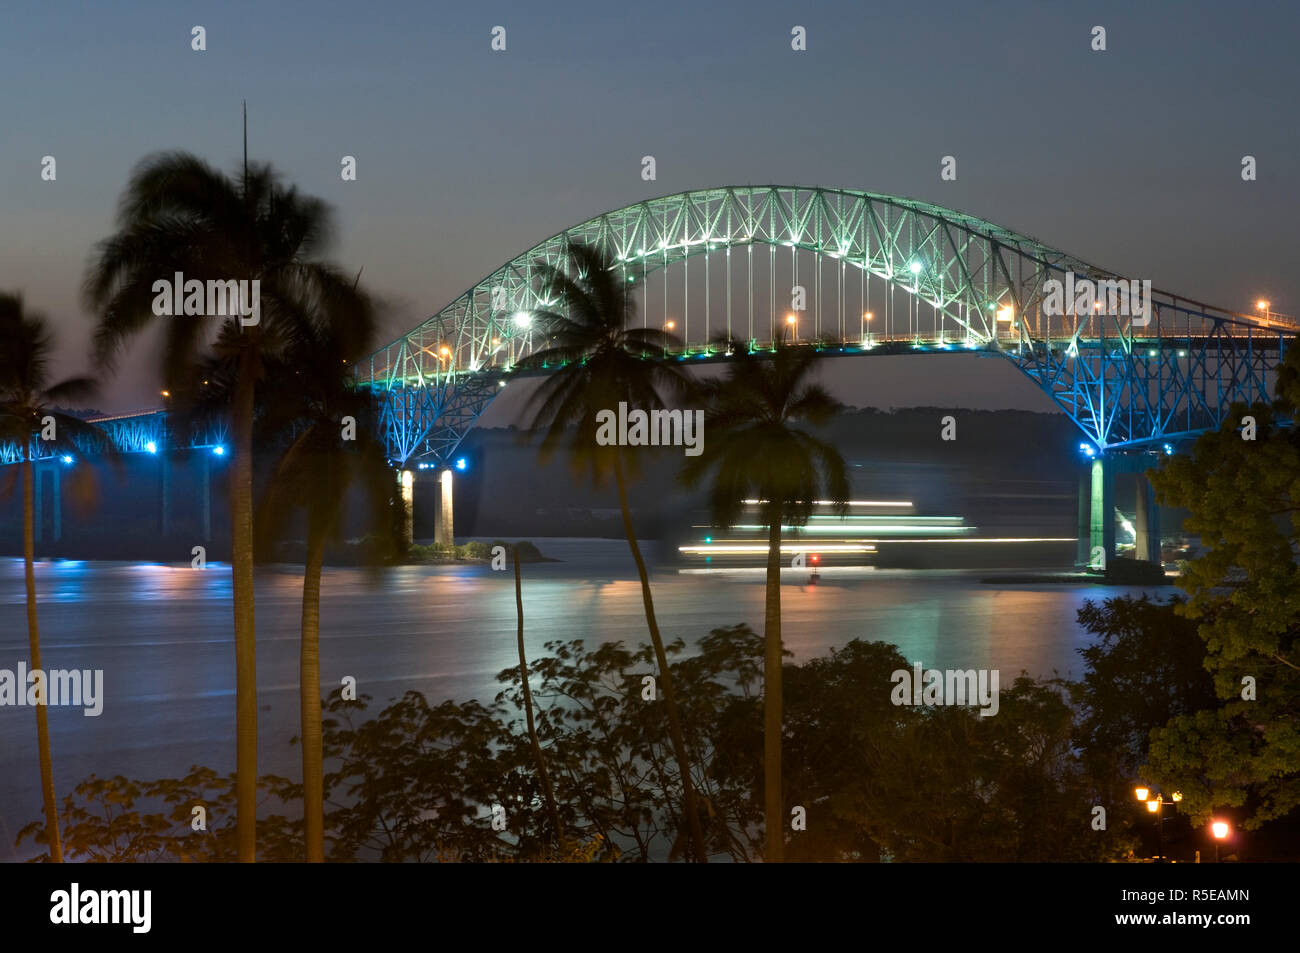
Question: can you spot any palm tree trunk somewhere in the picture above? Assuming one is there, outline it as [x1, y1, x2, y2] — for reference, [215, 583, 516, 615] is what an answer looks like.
[230, 360, 258, 862]
[612, 452, 707, 862]
[22, 450, 62, 862]
[300, 520, 326, 862]
[514, 546, 562, 845]
[763, 505, 783, 863]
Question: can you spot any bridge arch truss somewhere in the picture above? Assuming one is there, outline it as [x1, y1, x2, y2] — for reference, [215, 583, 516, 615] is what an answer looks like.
[356, 186, 1292, 463]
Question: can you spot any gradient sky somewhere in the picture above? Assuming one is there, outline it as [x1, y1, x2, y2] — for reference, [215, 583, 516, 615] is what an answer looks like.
[3, 0, 1298, 417]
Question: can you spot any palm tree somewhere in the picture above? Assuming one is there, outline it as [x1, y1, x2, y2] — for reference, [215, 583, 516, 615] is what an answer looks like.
[515, 240, 707, 861]
[254, 303, 394, 863]
[0, 293, 108, 863]
[512, 545, 563, 845]
[82, 152, 372, 861]
[679, 333, 850, 862]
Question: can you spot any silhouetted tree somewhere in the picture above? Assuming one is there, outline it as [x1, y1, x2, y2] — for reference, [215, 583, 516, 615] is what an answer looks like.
[83, 152, 373, 860]
[515, 240, 706, 861]
[0, 292, 107, 862]
[680, 333, 849, 861]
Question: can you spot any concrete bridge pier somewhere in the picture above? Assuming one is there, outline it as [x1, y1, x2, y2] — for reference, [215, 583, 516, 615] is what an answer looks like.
[32, 461, 41, 543]
[1076, 471, 1091, 567]
[399, 469, 414, 549]
[395, 467, 453, 547]
[435, 469, 454, 547]
[160, 451, 171, 535]
[200, 454, 211, 541]
[1077, 453, 1162, 569]
[1133, 472, 1161, 564]
[31, 461, 61, 544]
[1087, 457, 1114, 568]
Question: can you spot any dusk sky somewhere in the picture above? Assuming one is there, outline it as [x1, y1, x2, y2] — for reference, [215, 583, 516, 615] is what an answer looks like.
[3, 0, 1297, 417]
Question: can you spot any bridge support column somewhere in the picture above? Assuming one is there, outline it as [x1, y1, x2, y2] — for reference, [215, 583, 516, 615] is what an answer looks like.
[435, 469, 454, 547]
[49, 464, 61, 542]
[1077, 472, 1091, 567]
[32, 461, 43, 544]
[1089, 457, 1114, 569]
[399, 470, 414, 549]
[161, 451, 171, 536]
[31, 463, 62, 543]
[200, 454, 211, 542]
[1134, 473, 1161, 564]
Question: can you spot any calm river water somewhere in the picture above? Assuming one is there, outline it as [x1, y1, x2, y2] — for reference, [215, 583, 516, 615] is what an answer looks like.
[0, 539, 1176, 860]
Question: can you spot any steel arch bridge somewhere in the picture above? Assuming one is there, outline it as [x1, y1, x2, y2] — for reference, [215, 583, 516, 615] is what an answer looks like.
[358, 185, 1294, 468]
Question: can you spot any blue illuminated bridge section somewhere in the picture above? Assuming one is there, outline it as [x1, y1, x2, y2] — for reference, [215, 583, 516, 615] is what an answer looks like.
[0, 408, 228, 466]
[2, 186, 1294, 467]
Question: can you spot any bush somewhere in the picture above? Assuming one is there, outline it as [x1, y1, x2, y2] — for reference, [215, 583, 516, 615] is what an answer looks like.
[1102, 557, 1168, 585]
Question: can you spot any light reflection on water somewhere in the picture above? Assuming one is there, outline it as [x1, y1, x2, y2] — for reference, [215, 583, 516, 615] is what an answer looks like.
[0, 542, 1176, 860]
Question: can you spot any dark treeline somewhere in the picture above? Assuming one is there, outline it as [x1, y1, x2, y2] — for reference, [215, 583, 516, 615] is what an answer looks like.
[454, 407, 1087, 541]
[0, 406, 1087, 558]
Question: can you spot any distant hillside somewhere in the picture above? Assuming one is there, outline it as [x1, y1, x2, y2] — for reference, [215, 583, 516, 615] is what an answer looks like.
[446, 407, 1088, 541]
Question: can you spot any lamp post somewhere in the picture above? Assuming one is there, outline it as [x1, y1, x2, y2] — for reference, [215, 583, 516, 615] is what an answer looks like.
[1135, 787, 1181, 861]
[862, 311, 873, 346]
[1210, 819, 1231, 863]
[663, 319, 675, 357]
[786, 313, 798, 343]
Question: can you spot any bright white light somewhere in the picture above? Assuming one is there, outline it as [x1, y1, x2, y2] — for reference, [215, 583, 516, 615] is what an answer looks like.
[513, 312, 532, 328]
[909, 261, 922, 274]
[61, 455, 73, 464]
[145, 441, 157, 454]
[212, 446, 225, 456]
[679, 544, 873, 554]
[740, 499, 914, 508]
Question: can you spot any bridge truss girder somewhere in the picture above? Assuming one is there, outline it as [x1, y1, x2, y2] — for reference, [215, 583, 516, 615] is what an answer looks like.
[361, 187, 1294, 460]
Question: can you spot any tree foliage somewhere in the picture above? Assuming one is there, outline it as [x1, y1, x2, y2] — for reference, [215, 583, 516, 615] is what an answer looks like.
[22, 626, 1138, 862]
[1146, 343, 1300, 828]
